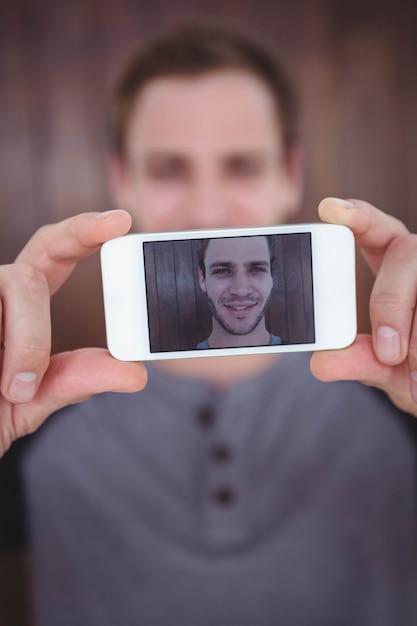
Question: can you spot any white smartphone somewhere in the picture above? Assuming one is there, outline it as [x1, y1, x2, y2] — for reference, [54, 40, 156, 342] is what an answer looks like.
[100, 224, 356, 361]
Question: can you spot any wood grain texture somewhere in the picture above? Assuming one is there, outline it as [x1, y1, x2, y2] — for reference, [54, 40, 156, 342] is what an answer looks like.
[144, 234, 314, 351]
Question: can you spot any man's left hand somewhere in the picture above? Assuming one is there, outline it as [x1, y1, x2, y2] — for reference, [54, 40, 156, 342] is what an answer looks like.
[310, 197, 417, 417]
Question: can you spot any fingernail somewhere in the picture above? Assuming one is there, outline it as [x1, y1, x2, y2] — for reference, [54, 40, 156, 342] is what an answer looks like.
[95, 210, 122, 218]
[411, 372, 417, 404]
[376, 326, 401, 363]
[327, 197, 355, 209]
[9, 372, 37, 403]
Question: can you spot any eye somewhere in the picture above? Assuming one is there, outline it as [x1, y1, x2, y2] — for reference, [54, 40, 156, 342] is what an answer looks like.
[211, 267, 232, 277]
[226, 155, 264, 178]
[145, 157, 188, 181]
[250, 265, 268, 274]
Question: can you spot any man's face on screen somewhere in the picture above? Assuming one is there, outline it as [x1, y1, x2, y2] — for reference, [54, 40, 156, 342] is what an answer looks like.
[198, 236, 273, 340]
[110, 70, 302, 231]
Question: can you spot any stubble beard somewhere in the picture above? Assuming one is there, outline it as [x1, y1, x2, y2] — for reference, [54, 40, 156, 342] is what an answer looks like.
[207, 294, 272, 336]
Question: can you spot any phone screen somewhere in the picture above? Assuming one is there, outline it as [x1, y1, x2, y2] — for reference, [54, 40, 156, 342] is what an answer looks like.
[143, 233, 314, 353]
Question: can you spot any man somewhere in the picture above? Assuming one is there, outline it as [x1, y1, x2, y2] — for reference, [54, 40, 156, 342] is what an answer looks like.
[1, 21, 417, 626]
[196, 235, 283, 348]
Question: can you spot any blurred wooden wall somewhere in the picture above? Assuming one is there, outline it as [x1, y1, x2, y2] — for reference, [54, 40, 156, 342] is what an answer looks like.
[1, 0, 416, 354]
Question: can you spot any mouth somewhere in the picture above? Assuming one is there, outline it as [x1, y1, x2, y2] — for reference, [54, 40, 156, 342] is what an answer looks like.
[223, 302, 258, 312]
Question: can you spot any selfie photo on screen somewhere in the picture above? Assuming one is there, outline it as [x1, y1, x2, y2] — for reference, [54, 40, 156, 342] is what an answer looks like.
[143, 233, 314, 352]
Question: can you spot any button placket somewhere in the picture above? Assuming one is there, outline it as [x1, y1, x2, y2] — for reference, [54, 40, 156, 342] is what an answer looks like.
[198, 404, 248, 547]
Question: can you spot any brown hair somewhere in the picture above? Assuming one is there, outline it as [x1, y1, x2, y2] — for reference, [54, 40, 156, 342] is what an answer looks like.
[198, 235, 276, 278]
[109, 21, 298, 156]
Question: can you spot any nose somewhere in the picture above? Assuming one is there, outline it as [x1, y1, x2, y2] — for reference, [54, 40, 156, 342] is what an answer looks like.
[229, 272, 252, 297]
[185, 175, 235, 229]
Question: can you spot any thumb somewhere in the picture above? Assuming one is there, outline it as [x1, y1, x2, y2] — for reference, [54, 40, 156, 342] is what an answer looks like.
[14, 348, 148, 437]
[310, 334, 390, 384]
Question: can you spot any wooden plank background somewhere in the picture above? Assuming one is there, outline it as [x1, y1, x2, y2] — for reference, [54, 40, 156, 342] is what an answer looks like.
[0, 0, 416, 355]
[0, 2, 416, 622]
[144, 234, 314, 352]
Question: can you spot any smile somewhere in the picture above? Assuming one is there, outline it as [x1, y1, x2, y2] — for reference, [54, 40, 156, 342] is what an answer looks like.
[223, 302, 258, 311]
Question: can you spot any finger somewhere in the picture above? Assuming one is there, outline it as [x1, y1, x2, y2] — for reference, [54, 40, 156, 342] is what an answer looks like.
[410, 313, 417, 404]
[310, 334, 391, 383]
[310, 335, 417, 417]
[0, 263, 51, 403]
[370, 234, 417, 365]
[16, 209, 132, 295]
[0, 296, 4, 374]
[318, 198, 409, 275]
[11, 348, 148, 440]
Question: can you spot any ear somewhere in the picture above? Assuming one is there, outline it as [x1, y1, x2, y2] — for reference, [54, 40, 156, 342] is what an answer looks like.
[198, 267, 207, 293]
[283, 144, 304, 218]
[107, 155, 131, 210]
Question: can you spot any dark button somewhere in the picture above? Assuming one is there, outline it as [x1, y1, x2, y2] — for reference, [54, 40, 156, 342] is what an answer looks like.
[197, 406, 215, 429]
[210, 444, 232, 463]
[212, 486, 236, 506]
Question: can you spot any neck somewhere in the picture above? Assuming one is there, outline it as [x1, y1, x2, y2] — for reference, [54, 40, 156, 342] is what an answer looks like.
[155, 352, 281, 389]
[208, 319, 271, 348]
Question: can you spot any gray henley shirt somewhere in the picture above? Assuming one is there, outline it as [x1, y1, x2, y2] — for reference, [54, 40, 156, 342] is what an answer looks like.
[23, 353, 417, 626]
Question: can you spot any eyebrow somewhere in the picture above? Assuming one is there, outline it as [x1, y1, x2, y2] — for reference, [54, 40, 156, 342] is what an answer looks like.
[208, 260, 271, 270]
[222, 151, 274, 164]
[143, 151, 185, 161]
[127, 152, 187, 169]
[132, 149, 277, 165]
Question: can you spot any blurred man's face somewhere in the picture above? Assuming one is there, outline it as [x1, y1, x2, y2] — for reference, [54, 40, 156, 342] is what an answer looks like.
[199, 236, 273, 343]
[110, 70, 302, 231]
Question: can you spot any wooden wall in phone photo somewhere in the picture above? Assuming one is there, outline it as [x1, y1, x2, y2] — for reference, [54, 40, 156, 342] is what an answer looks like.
[144, 234, 314, 352]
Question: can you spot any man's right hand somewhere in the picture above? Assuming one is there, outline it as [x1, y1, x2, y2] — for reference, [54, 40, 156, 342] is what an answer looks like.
[0, 210, 148, 457]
